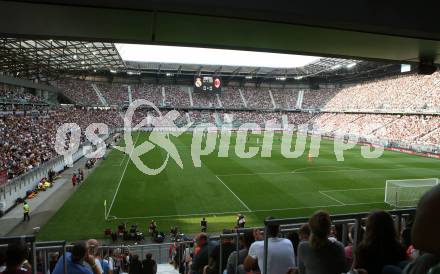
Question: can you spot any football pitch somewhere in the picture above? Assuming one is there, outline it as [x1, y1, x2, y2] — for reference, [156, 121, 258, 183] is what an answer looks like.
[38, 131, 440, 240]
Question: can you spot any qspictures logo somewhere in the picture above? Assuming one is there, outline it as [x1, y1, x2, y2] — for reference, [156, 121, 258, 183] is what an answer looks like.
[54, 100, 385, 175]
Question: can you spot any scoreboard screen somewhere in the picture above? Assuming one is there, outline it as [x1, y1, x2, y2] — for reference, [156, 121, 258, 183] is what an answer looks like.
[194, 76, 222, 93]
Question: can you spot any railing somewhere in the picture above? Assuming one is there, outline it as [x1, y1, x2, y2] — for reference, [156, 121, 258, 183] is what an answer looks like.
[320, 107, 440, 116]
[0, 150, 76, 215]
[0, 237, 193, 274]
[262, 208, 416, 274]
[0, 208, 415, 274]
[0, 236, 37, 274]
[0, 98, 49, 106]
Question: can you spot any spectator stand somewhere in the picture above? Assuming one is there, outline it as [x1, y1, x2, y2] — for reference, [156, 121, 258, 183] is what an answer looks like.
[208, 232, 242, 274]
[0, 208, 417, 274]
[0, 84, 50, 113]
[0, 147, 79, 217]
[15, 240, 193, 271]
[0, 235, 37, 274]
[34, 241, 68, 274]
[261, 208, 415, 274]
[51, 80, 102, 106]
[0, 129, 116, 217]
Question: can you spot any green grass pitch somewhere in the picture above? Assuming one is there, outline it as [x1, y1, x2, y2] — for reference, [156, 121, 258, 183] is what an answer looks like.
[38, 131, 440, 241]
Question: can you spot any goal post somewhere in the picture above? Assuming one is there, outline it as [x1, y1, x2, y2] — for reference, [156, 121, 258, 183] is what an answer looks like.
[384, 178, 439, 208]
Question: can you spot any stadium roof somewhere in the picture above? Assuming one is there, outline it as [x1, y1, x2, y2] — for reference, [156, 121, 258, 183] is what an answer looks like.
[2, 0, 440, 65]
[123, 58, 363, 78]
[0, 38, 383, 82]
[115, 44, 321, 68]
[0, 38, 124, 79]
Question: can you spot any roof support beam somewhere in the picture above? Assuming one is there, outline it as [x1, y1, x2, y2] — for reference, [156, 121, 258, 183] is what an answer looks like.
[1, 2, 440, 64]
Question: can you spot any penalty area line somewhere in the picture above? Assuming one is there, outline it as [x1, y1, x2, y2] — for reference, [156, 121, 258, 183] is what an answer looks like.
[320, 187, 384, 193]
[110, 201, 387, 220]
[319, 191, 345, 205]
[215, 175, 252, 212]
[216, 167, 430, 177]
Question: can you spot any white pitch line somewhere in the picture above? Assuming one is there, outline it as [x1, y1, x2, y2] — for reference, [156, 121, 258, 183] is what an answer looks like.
[217, 170, 293, 177]
[119, 148, 128, 166]
[342, 201, 387, 206]
[321, 187, 384, 193]
[319, 191, 345, 205]
[215, 175, 252, 212]
[216, 167, 430, 177]
[109, 210, 245, 220]
[292, 165, 357, 173]
[215, 166, 355, 177]
[106, 132, 140, 219]
[110, 201, 387, 220]
[251, 202, 389, 212]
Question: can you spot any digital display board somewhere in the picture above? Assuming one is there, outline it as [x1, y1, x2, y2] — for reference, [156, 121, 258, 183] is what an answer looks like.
[194, 76, 222, 93]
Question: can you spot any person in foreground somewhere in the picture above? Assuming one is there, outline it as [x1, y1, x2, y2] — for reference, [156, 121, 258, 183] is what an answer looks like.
[191, 233, 209, 274]
[128, 254, 142, 274]
[353, 211, 407, 274]
[141, 253, 157, 274]
[204, 229, 235, 274]
[52, 241, 102, 274]
[403, 184, 440, 274]
[296, 210, 348, 274]
[0, 242, 31, 274]
[226, 231, 255, 274]
[244, 216, 295, 274]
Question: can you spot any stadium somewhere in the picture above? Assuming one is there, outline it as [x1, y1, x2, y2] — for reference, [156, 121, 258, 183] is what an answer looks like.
[1, 1, 440, 274]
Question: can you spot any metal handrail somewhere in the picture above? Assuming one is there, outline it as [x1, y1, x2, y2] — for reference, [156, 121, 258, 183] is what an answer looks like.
[0, 235, 36, 274]
[0, 208, 417, 274]
[0, 235, 35, 243]
[35, 240, 66, 247]
[261, 208, 416, 274]
[264, 208, 415, 226]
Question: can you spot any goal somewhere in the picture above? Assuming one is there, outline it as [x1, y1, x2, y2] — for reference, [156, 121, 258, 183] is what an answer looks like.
[384, 178, 439, 208]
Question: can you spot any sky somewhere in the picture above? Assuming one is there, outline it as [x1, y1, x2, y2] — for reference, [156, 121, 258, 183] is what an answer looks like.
[115, 43, 321, 68]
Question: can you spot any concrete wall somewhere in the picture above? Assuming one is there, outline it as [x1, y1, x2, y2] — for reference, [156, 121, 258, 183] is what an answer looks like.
[0, 133, 113, 215]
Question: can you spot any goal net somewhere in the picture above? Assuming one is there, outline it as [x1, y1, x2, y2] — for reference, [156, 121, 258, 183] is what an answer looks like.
[384, 178, 439, 208]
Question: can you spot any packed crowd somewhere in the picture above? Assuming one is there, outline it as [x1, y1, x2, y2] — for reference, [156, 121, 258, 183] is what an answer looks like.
[323, 72, 440, 112]
[192, 91, 219, 108]
[271, 89, 298, 109]
[0, 239, 158, 274]
[131, 84, 163, 107]
[1, 185, 440, 274]
[184, 110, 440, 147]
[188, 111, 216, 124]
[302, 88, 338, 109]
[96, 83, 129, 106]
[53, 80, 303, 110]
[312, 113, 440, 145]
[3, 76, 440, 179]
[0, 108, 121, 179]
[53, 72, 440, 113]
[240, 88, 273, 109]
[179, 111, 313, 128]
[218, 88, 245, 109]
[0, 104, 49, 113]
[51, 80, 101, 105]
[2, 105, 438, 180]
[130, 109, 314, 128]
[164, 86, 191, 108]
[1, 85, 46, 104]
